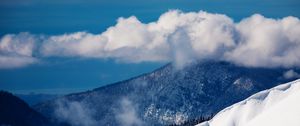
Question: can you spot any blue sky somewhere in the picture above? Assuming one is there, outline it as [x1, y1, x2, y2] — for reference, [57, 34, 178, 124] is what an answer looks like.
[0, 0, 299, 94]
[1, 0, 299, 35]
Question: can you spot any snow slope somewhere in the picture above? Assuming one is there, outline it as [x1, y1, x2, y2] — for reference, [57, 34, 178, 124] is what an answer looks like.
[197, 79, 300, 126]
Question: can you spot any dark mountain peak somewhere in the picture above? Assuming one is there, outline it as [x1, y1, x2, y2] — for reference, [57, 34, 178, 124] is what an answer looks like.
[0, 91, 50, 126]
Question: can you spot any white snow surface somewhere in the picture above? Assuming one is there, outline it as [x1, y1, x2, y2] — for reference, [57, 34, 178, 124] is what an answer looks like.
[197, 79, 300, 126]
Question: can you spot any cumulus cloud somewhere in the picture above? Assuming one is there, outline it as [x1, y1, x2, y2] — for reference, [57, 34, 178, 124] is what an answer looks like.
[1, 10, 300, 69]
[225, 14, 300, 68]
[0, 33, 38, 68]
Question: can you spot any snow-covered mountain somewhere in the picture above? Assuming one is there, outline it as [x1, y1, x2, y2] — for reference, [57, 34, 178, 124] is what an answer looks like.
[33, 61, 299, 125]
[197, 79, 300, 126]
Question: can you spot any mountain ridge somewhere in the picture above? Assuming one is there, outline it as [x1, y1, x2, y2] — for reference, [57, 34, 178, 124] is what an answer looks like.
[33, 61, 299, 125]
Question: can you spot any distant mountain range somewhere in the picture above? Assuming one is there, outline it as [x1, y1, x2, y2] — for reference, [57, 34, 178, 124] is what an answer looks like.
[16, 93, 60, 106]
[198, 79, 300, 126]
[33, 61, 299, 125]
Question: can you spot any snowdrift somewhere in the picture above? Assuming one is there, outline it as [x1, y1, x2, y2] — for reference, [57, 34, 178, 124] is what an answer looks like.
[197, 79, 300, 126]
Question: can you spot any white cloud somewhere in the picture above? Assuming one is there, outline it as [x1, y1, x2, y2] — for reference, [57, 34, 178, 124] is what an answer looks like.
[54, 99, 97, 126]
[41, 32, 106, 58]
[0, 32, 38, 68]
[225, 14, 300, 68]
[1, 10, 300, 69]
[115, 98, 144, 126]
[0, 55, 37, 69]
[283, 70, 300, 79]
